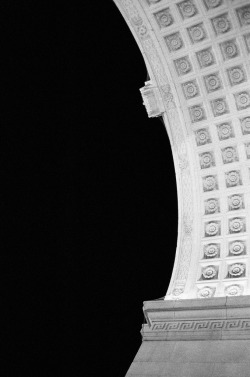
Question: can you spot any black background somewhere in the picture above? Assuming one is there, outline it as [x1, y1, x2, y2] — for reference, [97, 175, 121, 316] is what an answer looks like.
[3, 1, 177, 376]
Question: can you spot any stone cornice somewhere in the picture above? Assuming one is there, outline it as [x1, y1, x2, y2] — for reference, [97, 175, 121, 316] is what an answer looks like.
[142, 296, 250, 340]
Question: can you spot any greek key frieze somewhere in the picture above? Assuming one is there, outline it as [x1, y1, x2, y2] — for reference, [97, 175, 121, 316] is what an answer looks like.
[151, 319, 250, 332]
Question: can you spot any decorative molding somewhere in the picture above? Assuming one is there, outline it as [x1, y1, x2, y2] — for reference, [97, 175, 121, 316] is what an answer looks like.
[118, 0, 194, 298]
[150, 318, 250, 332]
[140, 81, 165, 117]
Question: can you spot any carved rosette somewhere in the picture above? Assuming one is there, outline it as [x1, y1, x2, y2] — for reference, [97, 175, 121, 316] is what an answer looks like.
[205, 221, 220, 237]
[228, 194, 244, 211]
[229, 218, 245, 234]
[212, 13, 231, 35]
[236, 5, 250, 27]
[203, 175, 218, 192]
[204, 243, 220, 258]
[195, 128, 211, 146]
[188, 23, 207, 43]
[174, 56, 192, 76]
[220, 39, 239, 60]
[222, 146, 238, 164]
[234, 91, 250, 110]
[204, 73, 222, 93]
[225, 284, 243, 296]
[228, 263, 245, 277]
[197, 286, 215, 298]
[205, 198, 219, 214]
[154, 8, 174, 29]
[227, 66, 246, 86]
[210, 98, 229, 117]
[177, 1, 197, 19]
[229, 240, 245, 256]
[164, 32, 184, 52]
[199, 152, 215, 169]
[196, 48, 215, 68]
[202, 266, 217, 279]
[182, 80, 199, 99]
[225, 170, 241, 188]
[189, 104, 206, 123]
[203, 0, 222, 9]
[217, 122, 234, 140]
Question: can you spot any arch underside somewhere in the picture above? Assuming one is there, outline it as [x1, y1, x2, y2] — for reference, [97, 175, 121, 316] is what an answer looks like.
[113, 0, 250, 300]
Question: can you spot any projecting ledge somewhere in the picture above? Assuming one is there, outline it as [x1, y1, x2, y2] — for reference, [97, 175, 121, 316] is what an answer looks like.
[142, 296, 250, 341]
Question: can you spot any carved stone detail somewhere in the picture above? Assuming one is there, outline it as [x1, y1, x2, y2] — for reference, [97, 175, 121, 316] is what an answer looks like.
[174, 56, 192, 76]
[221, 146, 238, 164]
[203, 72, 222, 93]
[203, 0, 222, 10]
[195, 128, 211, 146]
[199, 151, 215, 169]
[228, 217, 245, 234]
[210, 98, 229, 117]
[236, 5, 250, 27]
[220, 39, 239, 60]
[189, 104, 206, 123]
[197, 286, 215, 298]
[211, 13, 232, 35]
[234, 91, 250, 110]
[227, 65, 247, 86]
[228, 263, 245, 277]
[205, 221, 221, 237]
[225, 284, 243, 296]
[187, 23, 207, 43]
[150, 318, 250, 332]
[204, 243, 220, 258]
[217, 122, 234, 140]
[228, 194, 244, 211]
[196, 47, 215, 68]
[140, 82, 165, 117]
[182, 80, 199, 99]
[225, 170, 242, 188]
[154, 8, 174, 29]
[240, 117, 250, 135]
[229, 240, 246, 256]
[205, 198, 219, 214]
[177, 0, 198, 19]
[202, 265, 218, 280]
[164, 32, 184, 52]
[202, 175, 218, 192]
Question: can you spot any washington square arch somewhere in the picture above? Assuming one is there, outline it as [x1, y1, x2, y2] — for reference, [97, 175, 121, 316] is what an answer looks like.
[113, 0, 250, 376]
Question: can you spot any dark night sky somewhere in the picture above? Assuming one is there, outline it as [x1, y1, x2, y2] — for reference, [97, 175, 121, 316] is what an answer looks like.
[2, 1, 178, 376]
